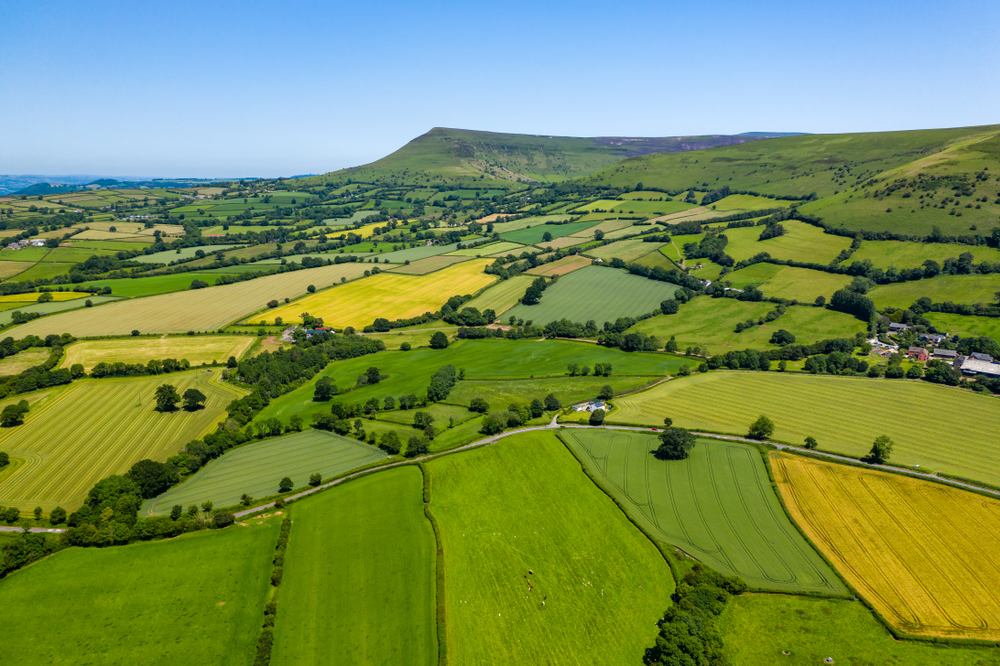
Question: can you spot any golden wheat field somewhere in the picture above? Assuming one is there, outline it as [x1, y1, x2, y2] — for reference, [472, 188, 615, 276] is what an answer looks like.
[773, 452, 1000, 640]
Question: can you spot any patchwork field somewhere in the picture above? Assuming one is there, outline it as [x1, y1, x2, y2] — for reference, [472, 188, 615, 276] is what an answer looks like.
[0, 291, 85, 303]
[389, 254, 470, 274]
[260, 259, 496, 328]
[0, 517, 279, 666]
[448, 241, 523, 257]
[5, 262, 370, 338]
[524, 255, 592, 277]
[425, 431, 674, 665]
[462, 275, 535, 314]
[143, 430, 386, 514]
[611, 372, 1000, 488]
[774, 453, 1000, 640]
[586, 238, 665, 263]
[134, 244, 242, 264]
[724, 263, 853, 302]
[868, 274, 1000, 309]
[723, 221, 852, 264]
[272, 467, 437, 666]
[504, 266, 679, 324]
[61, 336, 254, 371]
[499, 220, 597, 244]
[846, 239, 1000, 270]
[75, 273, 232, 299]
[532, 235, 589, 250]
[560, 430, 843, 594]
[0, 295, 118, 326]
[925, 312, 1000, 340]
[0, 347, 51, 375]
[0, 371, 244, 512]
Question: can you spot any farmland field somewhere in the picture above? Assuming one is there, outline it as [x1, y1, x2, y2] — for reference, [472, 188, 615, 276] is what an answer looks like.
[0, 291, 84, 303]
[774, 453, 1000, 640]
[531, 234, 589, 250]
[611, 372, 1000, 488]
[143, 430, 386, 514]
[134, 244, 241, 264]
[5, 262, 370, 338]
[846, 239, 1000, 269]
[0, 347, 50, 375]
[0, 295, 118, 326]
[388, 254, 469, 274]
[0, 517, 279, 666]
[524, 255, 592, 276]
[75, 272, 232, 298]
[462, 275, 535, 313]
[61, 336, 254, 372]
[723, 263, 852, 302]
[425, 431, 674, 665]
[504, 266, 679, 324]
[0, 261, 35, 278]
[586, 238, 665, 263]
[448, 241, 523, 256]
[868, 274, 1000, 309]
[560, 430, 844, 594]
[272, 467, 436, 666]
[259, 259, 496, 328]
[568, 218, 636, 237]
[499, 220, 597, 244]
[722, 221, 851, 264]
[924, 312, 1000, 340]
[0, 371, 244, 512]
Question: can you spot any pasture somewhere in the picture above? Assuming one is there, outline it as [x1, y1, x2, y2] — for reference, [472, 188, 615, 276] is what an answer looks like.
[61, 336, 254, 372]
[260, 259, 496, 328]
[723, 263, 852, 302]
[425, 431, 674, 665]
[0, 371, 243, 512]
[503, 266, 679, 324]
[0, 347, 50, 375]
[462, 275, 535, 313]
[587, 238, 665, 263]
[272, 467, 436, 666]
[524, 255, 592, 277]
[0, 295, 118, 326]
[611, 372, 1000, 488]
[134, 244, 241, 264]
[568, 218, 636, 237]
[868, 274, 1000, 309]
[0, 517, 279, 666]
[722, 221, 852, 264]
[5, 262, 370, 338]
[531, 235, 589, 250]
[774, 453, 1000, 640]
[846, 239, 1000, 269]
[499, 220, 597, 244]
[925, 312, 1000, 340]
[143, 430, 386, 515]
[76, 272, 231, 298]
[560, 430, 843, 594]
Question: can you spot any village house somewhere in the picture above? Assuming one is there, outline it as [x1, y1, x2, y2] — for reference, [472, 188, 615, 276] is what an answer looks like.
[889, 322, 910, 333]
[906, 346, 929, 362]
[572, 400, 607, 413]
[919, 333, 946, 346]
[931, 348, 958, 361]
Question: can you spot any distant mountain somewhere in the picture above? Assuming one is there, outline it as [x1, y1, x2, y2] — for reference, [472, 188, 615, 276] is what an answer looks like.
[0, 174, 103, 197]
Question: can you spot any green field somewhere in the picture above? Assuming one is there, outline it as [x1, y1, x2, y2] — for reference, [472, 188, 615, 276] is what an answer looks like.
[499, 220, 598, 244]
[143, 430, 385, 514]
[846, 239, 1000, 269]
[0, 518, 279, 666]
[719, 594, 1000, 666]
[462, 275, 535, 314]
[76, 273, 231, 298]
[425, 430, 674, 665]
[504, 266, 679, 324]
[448, 241, 523, 257]
[272, 467, 436, 665]
[366, 241, 465, 263]
[925, 312, 1000, 339]
[586, 238, 665, 263]
[868, 274, 1000, 309]
[0, 371, 243, 512]
[0, 347, 51, 375]
[446, 375, 654, 415]
[61, 336, 254, 372]
[560, 429, 844, 594]
[611, 371, 1000, 487]
[724, 263, 852, 302]
[722, 221, 852, 264]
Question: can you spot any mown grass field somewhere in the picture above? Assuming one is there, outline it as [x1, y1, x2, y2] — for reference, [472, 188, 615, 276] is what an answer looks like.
[0, 347, 50, 376]
[260, 259, 496, 328]
[0, 517, 279, 666]
[499, 221, 598, 244]
[143, 430, 386, 514]
[0, 371, 243, 512]
[524, 255, 592, 277]
[460, 276, 534, 315]
[720, 594, 1000, 666]
[611, 372, 1000, 487]
[586, 238, 665, 263]
[868, 274, 1000, 309]
[448, 241, 523, 257]
[724, 263, 852, 302]
[722, 221, 852, 264]
[561, 430, 843, 594]
[388, 254, 469, 274]
[272, 467, 436, 666]
[774, 453, 1000, 640]
[425, 431, 674, 666]
[6, 262, 370, 338]
[504, 266, 678, 324]
[61, 336, 253, 372]
[846, 239, 1000, 269]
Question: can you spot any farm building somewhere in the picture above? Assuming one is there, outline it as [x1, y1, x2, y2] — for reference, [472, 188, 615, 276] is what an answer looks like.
[919, 333, 946, 346]
[572, 399, 607, 413]
[906, 347, 929, 362]
[931, 349, 958, 361]
[956, 356, 1000, 377]
[889, 322, 910, 332]
[971, 352, 994, 362]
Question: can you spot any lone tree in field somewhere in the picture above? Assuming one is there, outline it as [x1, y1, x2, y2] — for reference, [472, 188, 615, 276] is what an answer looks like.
[429, 331, 449, 349]
[804, 436, 818, 450]
[309, 473, 322, 487]
[279, 477, 294, 493]
[182, 388, 206, 411]
[663, 417, 673, 427]
[747, 414, 775, 440]
[313, 376, 336, 402]
[154, 384, 181, 412]
[655, 427, 696, 460]
[868, 435, 894, 464]
[589, 408, 605, 426]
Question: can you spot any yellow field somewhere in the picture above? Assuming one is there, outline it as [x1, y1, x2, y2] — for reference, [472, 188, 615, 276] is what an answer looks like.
[259, 259, 497, 328]
[0, 292, 85, 303]
[61, 336, 255, 372]
[773, 452, 1000, 640]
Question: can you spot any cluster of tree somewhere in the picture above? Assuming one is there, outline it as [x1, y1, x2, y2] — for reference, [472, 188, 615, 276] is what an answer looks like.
[567, 362, 613, 377]
[735, 305, 786, 333]
[429, 331, 450, 349]
[427, 365, 457, 402]
[909, 295, 1000, 319]
[480, 394, 561, 434]
[803, 352, 869, 375]
[90, 357, 192, 378]
[520, 277, 549, 306]
[153, 384, 207, 412]
[1, 530, 57, 578]
[252, 517, 292, 666]
[706, 337, 860, 369]
[0, 400, 29, 427]
[0, 334, 76, 400]
[443, 306, 496, 327]
[682, 231, 729, 263]
[830, 288, 877, 320]
[757, 221, 786, 240]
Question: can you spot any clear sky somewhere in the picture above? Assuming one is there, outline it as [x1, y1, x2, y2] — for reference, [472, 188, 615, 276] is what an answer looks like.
[1, 0, 997, 178]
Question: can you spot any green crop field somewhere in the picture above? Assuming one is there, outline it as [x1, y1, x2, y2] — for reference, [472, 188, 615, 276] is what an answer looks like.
[0, 517, 279, 666]
[388, 254, 469, 274]
[560, 430, 844, 594]
[724, 263, 852, 302]
[524, 255, 593, 276]
[5, 262, 370, 338]
[61, 336, 253, 371]
[611, 371, 1000, 487]
[868, 274, 1000, 309]
[0, 371, 244, 512]
[722, 221, 852, 264]
[76, 273, 231, 298]
[424, 430, 674, 665]
[462, 275, 535, 314]
[351, 241, 462, 264]
[586, 238, 665, 263]
[499, 220, 598, 244]
[719, 594, 1000, 666]
[448, 241, 523, 257]
[272, 467, 436, 666]
[143, 430, 386, 514]
[0, 295, 118, 326]
[568, 218, 636, 237]
[846, 239, 1000, 269]
[504, 266, 678, 324]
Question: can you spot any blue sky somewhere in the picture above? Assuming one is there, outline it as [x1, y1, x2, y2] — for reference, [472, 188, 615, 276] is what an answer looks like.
[1, 0, 997, 177]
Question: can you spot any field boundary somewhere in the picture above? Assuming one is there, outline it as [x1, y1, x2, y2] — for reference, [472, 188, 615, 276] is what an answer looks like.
[419, 463, 449, 666]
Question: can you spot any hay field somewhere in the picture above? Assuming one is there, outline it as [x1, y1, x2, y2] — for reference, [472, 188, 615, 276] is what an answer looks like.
[561, 430, 844, 594]
[587, 238, 665, 263]
[0, 295, 118, 327]
[425, 431, 674, 665]
[388, 254, 469, 274]
[611, 372, 1000, 488]
[462, 275, 535, 314]
[61, 336, 254, 372]
[724, 263, 853, 302]
[0, 261, 35, 278]
[4, 262, 369, 338]
[531, 235, 588, 250]
[499, 220, 597, 244]
[0, 348, 51, 376]
[869, 274, 1000, 309]
[524, 255, 592, 277]
[448, 241, 523, 256]
[272, 467, 436, 666]
[723, 221, 851, 264]
[0, 371, 244, 512]
[260, 259, 496, 328]
[568, 218, 635, 237]
[774, 453, 1000, 640]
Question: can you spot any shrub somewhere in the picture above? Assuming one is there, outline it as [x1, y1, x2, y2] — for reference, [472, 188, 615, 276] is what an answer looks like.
[213, 512, 235, 528]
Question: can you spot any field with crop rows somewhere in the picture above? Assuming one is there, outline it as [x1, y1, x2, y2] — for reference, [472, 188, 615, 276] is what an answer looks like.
[272, 467, 436, 666]
[143, 430, 386, 514]
[499, 220, 598, 244]
[448, 241, 523, 257]
[0, 516, 279, 666]
[868, 274, 1000, 309]
[0, 371, 243, 512]
[586, 239, 665, 263]
[524, 255, 592, 277]
[6, 262, 370, 338]
[425, 431, 674, 666]
[724, 263, 853, 302]
[61, 336, 253, 372]
[462, 275, 534, 314]
[388, 254, 469, 275]
[261, 259, 496, 328]
[723, 221, 851, 264]
[561, 430, 843, 594]
[774, 453, 1000, 640]
[504, 266, 678, 324]
[612, 372, 1000, 487]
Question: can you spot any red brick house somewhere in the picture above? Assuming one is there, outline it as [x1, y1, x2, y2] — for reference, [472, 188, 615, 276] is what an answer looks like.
[907, 346, 929, 362]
